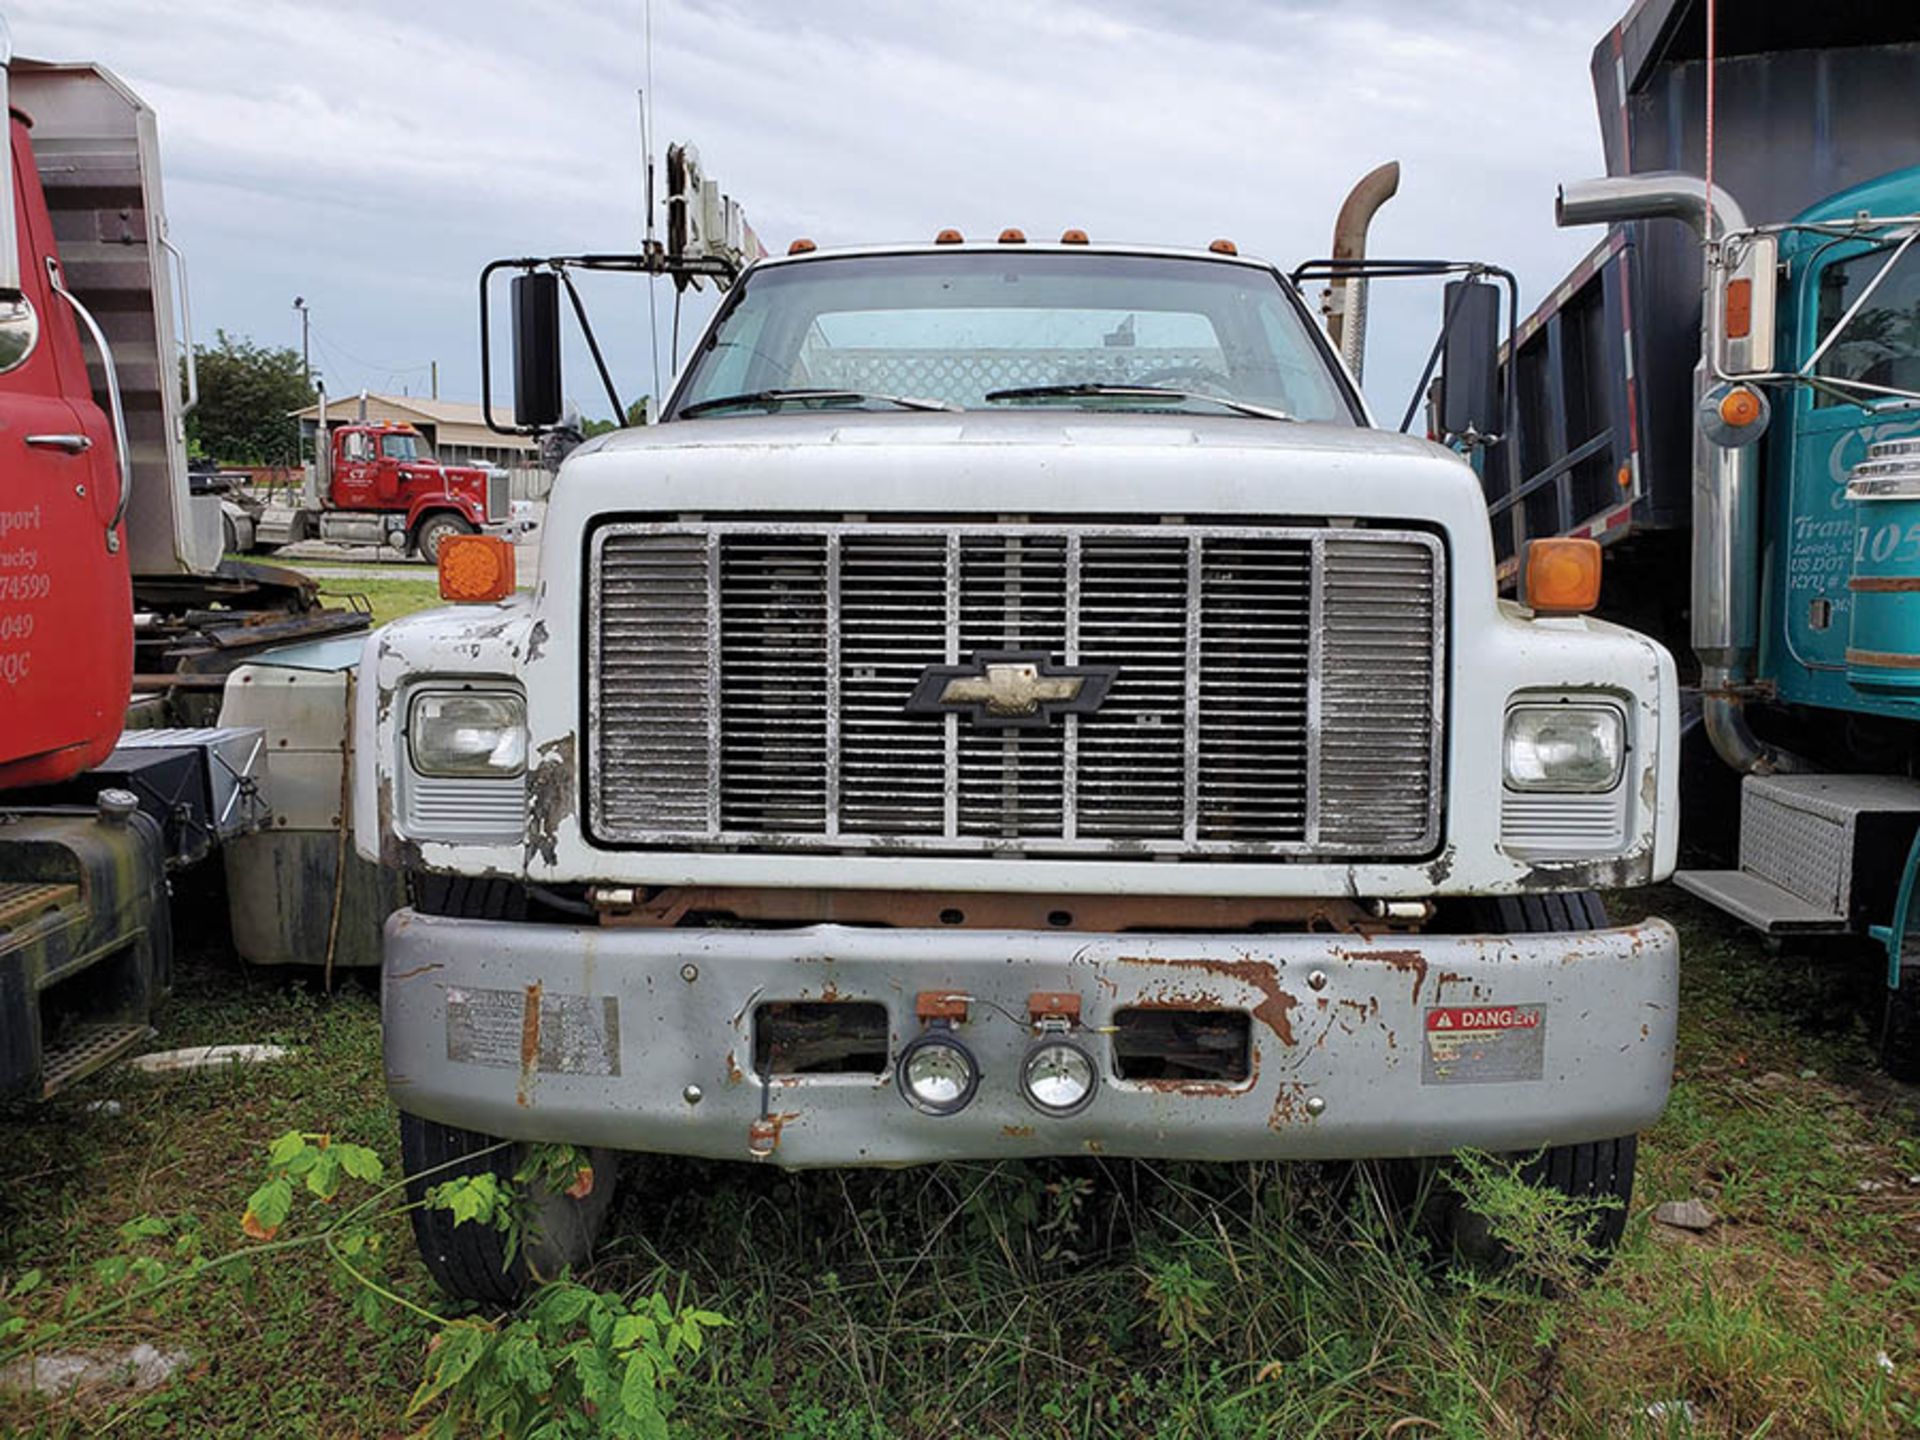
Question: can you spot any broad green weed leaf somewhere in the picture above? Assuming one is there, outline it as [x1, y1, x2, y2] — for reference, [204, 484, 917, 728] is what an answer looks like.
[305, 1148, 342, 1200]
[267, 1131, 307, 1167]
[619, 1349, 660, 1418]
[242, 1177, 293, 1241]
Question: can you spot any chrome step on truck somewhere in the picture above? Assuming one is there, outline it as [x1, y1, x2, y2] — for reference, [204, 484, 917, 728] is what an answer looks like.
[2, 727, 270, 1099]
[0, 804, 169, 1099]
[1676, 775, 1920, 935]
[1676, 772, 1920, 1078]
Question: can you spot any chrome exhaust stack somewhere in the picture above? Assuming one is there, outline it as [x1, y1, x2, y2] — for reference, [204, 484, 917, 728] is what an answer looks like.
[1325, 161, 1400, 384]
[1557, 173, 1793, 775]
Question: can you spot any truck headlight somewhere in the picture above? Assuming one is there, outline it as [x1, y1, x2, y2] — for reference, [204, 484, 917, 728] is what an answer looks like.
[1503, 702, 1623, 792]
[408, 690, 527, 778]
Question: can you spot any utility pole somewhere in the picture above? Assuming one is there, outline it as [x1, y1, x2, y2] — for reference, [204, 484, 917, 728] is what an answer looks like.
[292, 296, 311, 385]
[293, 296, 312, 465]
[431, 359, 438, 400]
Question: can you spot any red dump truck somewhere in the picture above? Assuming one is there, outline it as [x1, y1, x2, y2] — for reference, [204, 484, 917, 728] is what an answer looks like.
[1, 34, 366, 1098]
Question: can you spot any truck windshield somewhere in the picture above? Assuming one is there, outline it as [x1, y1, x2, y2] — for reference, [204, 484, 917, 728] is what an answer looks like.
[380, 433, 433, 461]
[667, 251, 1356, 423]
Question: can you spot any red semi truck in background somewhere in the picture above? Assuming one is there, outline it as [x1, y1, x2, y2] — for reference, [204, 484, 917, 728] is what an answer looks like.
[1, 32, 366, 1098]
[243, 414, 510, 562]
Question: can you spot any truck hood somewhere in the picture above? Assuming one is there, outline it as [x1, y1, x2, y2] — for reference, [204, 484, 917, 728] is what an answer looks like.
[575, 409, 1445, 461]
[557, 411, 1486, 532]
[432, 464, 490, 484]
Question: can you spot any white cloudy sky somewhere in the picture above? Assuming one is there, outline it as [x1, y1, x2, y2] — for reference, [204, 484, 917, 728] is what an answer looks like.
[13, 0, 1628, 427]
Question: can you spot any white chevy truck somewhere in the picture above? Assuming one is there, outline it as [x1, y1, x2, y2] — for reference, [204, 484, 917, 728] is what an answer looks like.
[356, 235, 1678, 1300]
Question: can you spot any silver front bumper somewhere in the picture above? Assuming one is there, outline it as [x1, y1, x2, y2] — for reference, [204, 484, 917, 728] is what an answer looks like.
[382, 912, 1678, 1167]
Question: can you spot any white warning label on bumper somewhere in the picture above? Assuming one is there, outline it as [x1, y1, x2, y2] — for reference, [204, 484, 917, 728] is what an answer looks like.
[1421, 1005, 1545, 1085]
[445, 985, 621, 1076]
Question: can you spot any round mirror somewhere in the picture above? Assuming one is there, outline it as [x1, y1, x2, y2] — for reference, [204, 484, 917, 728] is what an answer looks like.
[0, 293, 38, 374]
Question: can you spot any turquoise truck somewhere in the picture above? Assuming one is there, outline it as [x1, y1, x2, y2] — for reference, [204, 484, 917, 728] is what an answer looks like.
[1479, 1, 1920, 1071]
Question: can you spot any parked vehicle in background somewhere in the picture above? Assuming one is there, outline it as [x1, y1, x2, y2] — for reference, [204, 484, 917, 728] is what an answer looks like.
[356, 147, 1682, 1300]
[187, 457, 261, 553]
[0, 28, 370, 1098]
[239, 417, 510, 562]
[507, 497, 541, 540]
[1478, 0, 1920, 1073]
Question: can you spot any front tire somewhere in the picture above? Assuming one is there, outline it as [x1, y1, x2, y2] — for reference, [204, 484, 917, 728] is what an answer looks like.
[1435, 891, 1639, 1273]
[399, 1112, 617, 1304]
[399, 875, 617, 1303]
[414, 512, 474, 564]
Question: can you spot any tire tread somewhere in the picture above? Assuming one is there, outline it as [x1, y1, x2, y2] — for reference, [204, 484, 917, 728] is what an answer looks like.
[399, 1111, 522, 1305]
[1452, 890, 1637, 1265]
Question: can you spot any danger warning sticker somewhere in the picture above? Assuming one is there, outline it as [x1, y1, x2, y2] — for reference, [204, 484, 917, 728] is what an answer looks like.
[1421, 1005, 1546, 1085]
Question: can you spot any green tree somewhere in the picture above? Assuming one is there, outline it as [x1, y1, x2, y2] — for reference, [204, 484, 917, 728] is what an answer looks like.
[184, 330, 313, 465]
[582, 397, 651, 437]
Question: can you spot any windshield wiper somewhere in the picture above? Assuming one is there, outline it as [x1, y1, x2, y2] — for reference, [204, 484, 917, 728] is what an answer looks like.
[678, 387, 961, 418]
[983, 383, 1293, 422]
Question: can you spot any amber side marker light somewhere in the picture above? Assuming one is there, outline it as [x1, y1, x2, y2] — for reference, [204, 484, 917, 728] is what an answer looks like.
[1523, 537, 1602, 615]
[439, 533, 516, 603]
[1724, 277, 1753, 339]
[1719, 385, 1763, 428]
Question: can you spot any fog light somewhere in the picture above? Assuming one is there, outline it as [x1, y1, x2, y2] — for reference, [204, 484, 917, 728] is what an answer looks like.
[897, 1027, 979, 1116]
[1021, 1038, 1098, 1117]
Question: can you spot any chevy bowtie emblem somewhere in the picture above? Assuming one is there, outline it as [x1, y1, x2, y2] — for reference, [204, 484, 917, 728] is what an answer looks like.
[905, 651, 1118, 729]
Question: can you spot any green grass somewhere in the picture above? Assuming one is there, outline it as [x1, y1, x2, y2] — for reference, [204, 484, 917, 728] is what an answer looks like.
[227, 552, 447, 627]
[309, 576, 445, 628]
[3, 888, 1918, 1436]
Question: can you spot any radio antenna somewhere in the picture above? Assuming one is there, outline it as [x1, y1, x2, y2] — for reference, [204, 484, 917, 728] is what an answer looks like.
[641, 0, 656, 242]
[641, 0, 661, 405]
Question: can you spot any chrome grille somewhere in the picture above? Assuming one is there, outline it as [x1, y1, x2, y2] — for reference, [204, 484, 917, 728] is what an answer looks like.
[485, 473, 510, 523]
[590, 523, 1444, 858]
[1318, 537, 1445, 848]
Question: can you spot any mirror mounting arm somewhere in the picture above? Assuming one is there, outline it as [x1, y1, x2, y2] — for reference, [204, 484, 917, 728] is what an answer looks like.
[479, 249, 748, 438]
[554, 267, 625, 431]
[1288, 257, 1521, 441]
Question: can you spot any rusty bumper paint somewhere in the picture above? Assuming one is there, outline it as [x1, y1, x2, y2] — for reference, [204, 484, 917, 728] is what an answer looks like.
[381, 912, 1678, 1166]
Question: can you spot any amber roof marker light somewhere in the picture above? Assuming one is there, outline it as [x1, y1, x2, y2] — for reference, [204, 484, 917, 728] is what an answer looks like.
[998, 228, 1027, 244]
[1059, 228, 1089, 244]
[934, 228, 964, 244]
[787, 237, 817, 255]
[1209, 238, 1238, 255]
